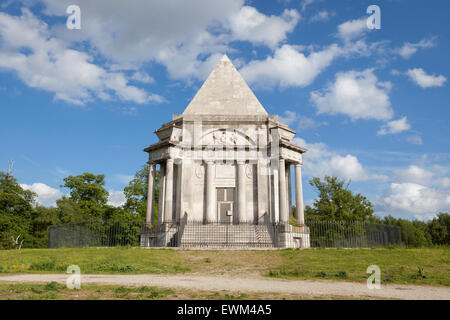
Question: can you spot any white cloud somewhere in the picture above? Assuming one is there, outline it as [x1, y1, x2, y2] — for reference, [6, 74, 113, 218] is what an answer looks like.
[310, 10, 335, 23]
[406, 134, 423, 145]
[376, 182, 450, 219]
[240, 44, 341, 88]
[406, 68, 447, 88]
[301, 0, 318, 12]
[310, 69, 393, 121]
[436, 177, 450, 188]
[108, 190, 126, 207]
[229, 6, 300, 48]
[279, 111, 326, 130]
[293, 137, 386, 182]
[0, 9, 161, 105]
[131, 72, 155, 84]
[377, 116, 411, 135]
[20, 182, 62, 207]
[336, 18, 367, 42]
[395, 38, 436, 59]
[41, 0, 243, 68]
[395, 165, 434, 185]
[37, 0, 303, 82]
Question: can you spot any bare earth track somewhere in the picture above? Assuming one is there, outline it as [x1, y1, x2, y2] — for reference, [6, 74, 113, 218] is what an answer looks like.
[1, 273, 449, 300]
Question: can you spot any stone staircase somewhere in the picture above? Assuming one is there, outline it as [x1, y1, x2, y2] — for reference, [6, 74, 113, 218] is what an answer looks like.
[179, 223, 276, 248]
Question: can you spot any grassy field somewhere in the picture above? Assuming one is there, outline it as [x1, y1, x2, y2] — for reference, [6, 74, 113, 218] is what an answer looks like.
[0, 282, 360, 300]
[0, 247, 449, 286]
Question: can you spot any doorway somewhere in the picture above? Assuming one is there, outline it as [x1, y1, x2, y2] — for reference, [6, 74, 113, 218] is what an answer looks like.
[217, 188, 234, 223]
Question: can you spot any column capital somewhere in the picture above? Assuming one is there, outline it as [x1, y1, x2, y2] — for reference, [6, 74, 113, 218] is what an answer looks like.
[236, 160, 246, 165]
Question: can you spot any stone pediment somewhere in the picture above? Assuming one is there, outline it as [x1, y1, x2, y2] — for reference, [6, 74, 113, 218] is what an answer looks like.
[182, 55, 268, 116]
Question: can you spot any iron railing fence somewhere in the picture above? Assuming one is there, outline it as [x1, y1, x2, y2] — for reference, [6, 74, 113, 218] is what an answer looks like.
[48, 220, 143, 248]
[306, 220, 402, 248]
[48, 219, 402, 249]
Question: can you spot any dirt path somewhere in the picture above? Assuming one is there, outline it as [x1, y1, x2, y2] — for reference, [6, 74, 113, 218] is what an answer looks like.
[1, 273, 449, 300]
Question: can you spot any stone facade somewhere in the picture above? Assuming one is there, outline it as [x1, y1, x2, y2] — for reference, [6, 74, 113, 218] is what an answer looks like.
[142, 55, 309, 248]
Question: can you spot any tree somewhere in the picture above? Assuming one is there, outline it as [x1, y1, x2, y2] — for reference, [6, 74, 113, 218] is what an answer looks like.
[306, 176, 374, 221]
[428, 213, 449, 245]
[382, 215, 430, 247]
[0, 171, 36, 248]
[123, 165, 159, 221]
[59, 173, 109, 221]
[62, 173, 108, 204]
[30, 205, 60, 247]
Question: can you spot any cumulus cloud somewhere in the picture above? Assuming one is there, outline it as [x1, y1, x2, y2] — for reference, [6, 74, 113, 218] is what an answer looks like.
[301, 0, 318, 12]
[131, 72, 155, 84]
[20, 182, 62, 207]
[377, 116, 411, 135]
[108, 190, 126, 207]
[436, 177, 450, 188]
[336, 18, 367, 42]
[376, 182, 450, 219]
[395, 165, 434, 185]
[395, 37, 436, 59]
[279, 111, 327, 130]
[293, 137, 386, 182]
[240, 44, 341, 88]
[310, 69, 393, 121]
[406, 68, 447, 88]
[36, 0, 303, 82]
[406, 134, 423, 145]
[0, 9, 161, 105]
[310, 10, 335, 23]
[229, 6, 300, 48]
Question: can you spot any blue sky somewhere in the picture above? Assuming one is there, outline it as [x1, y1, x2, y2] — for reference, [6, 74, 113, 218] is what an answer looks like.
[0, 0, 449, 220]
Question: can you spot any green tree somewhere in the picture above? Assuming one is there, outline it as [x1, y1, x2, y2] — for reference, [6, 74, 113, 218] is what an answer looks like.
[30, 206, 60, 247]
[59, 173, 109, 221]
[123, 165, 159, 221]
[382, 215, 430, 247]
[0, 171, 36, 248]
[306, 176, 374, 221]
[62, 173, 108, 204]
[427, 213, 449, 245]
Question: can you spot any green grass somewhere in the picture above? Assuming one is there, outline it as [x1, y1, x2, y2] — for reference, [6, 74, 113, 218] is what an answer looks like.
[266, 247, 450, 286]
[0, 247, 190, 274]
[0, 283, 361, 300]
[0, 247, 449, 286]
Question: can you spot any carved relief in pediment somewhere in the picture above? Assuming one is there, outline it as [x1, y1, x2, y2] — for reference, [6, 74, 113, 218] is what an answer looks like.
[202, 129, 256, 146]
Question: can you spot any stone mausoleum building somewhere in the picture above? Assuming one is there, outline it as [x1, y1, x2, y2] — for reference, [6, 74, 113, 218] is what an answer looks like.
[141, 55, 310, 248]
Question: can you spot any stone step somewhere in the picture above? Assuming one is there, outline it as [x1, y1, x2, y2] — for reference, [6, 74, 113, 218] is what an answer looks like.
[179, 224, 275, 247]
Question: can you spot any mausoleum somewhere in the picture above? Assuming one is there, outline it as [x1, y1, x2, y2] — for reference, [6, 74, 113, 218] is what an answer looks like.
[141, 55, 309, 248]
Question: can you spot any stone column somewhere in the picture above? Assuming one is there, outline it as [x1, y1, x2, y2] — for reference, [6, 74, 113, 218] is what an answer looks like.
[205, 161, 216, 223]
[279, 158, 288, 223]
[164, 158, 174, 223]
[158, 163, 166, 224]
[286, 163, 292, 217]
[295, 163, 305, 225]
[175, 162, 183, 222]
[257, 159, 269, 224]
[271, 158, 279, 224]
[237, 161, 246, 223]
[146, 164, 155, 224]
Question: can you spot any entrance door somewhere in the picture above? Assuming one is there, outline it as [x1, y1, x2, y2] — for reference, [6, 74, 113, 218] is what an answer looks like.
[217, 188, 234, 223]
